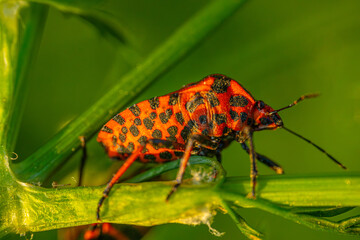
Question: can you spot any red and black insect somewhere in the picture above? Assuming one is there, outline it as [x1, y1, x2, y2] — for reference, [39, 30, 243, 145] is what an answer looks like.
[95, 73, 346, 223]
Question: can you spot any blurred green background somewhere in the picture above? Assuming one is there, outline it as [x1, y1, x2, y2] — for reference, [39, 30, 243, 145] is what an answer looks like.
[13, 0, 360, 239]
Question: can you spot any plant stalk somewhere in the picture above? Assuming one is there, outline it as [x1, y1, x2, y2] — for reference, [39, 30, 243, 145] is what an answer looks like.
[1, 172, 358, 236]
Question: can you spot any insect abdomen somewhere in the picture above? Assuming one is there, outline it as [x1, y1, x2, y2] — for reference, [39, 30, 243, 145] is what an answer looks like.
[97, 93, 186, 162]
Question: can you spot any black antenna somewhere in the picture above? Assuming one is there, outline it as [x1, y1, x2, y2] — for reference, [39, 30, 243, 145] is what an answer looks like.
[270, 93, 319, 115]
[282, 126, 346, 169]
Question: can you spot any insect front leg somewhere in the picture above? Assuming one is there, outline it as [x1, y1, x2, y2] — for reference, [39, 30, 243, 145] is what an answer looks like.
[241, 142, 284, 174]
[247, 130, 257, 199]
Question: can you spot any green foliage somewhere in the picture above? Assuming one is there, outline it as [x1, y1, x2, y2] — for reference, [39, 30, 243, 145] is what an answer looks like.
[0, 0, 359, 240]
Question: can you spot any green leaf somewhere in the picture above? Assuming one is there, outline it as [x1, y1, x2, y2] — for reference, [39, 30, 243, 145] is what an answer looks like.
[222, 201, 263, 240]
[5, 4, 48, 151]
[294, 207, 356, 217]
[28, 0, 130, 43]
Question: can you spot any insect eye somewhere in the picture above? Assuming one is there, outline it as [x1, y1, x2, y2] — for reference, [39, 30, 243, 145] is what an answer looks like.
[257, 101, 265, 110]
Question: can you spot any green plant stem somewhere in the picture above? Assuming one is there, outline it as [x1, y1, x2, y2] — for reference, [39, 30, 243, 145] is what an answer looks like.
[6, 4, 49, 151]
[0, 2, 17, 149]
[13, 0, 248, 183]
[221, 172, 360, 206]
[0, 2, 25, 181]
[1, 172, 358, 236]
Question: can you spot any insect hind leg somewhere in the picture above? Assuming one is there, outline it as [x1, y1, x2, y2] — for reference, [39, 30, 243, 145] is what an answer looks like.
[96, 145, 144, 222]
[96, 139, 187, 221]
[78, 136, 87, 186]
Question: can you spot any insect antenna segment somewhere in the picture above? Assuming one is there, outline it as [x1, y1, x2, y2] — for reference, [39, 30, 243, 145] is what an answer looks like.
[269, 93, 346, 169]
[270, 93, 319, 115]
[282, 126, 346, 169]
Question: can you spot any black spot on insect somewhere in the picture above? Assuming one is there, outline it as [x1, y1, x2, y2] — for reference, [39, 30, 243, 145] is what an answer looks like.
[159, 112, 168, 124]
[260, 117, 272, 126]
[144, 154, 156, 162]
[214, 114, 227, 125]
[129, 104, 141, 116]
[210, 74, 231, 93]
[223, 126, 230, 135]
[230, 110, 239, 121]
[206, 91, 220, 107]
[175, 112, 184, 125]
[229, 95, 249, 107]
[129, 125, 139, 137]
[257, 101, 265, 110]
[149, 139, 174, 149]
[168, 93, 179, 106]
[143, 117, 154, 130]
[199, 115, 207, 124]
[149, 112, 157, 120]
[181, 126, 191, 142]
[247, 118, 254, 126]
[187, 120, 197, 129]
[202, 129, 209, 135]
[167, 126, 178, 136]
[174, 151, 184, 157]
[210, 74, 229, 79]
[186, 93, 204, 113]
[240, 112, 248, 123]
[121, 126, 128, 134]
[160, 151, 173, 160]
[119, 134, 126, 143]
[209, 121, 214, 129]
[127, 142, 134, 153]
[166, 136, 177, 142]
[112, 135, 117, 146]
[112, 114, 125, 125]
[101, 126, 113, 133]
[166, 109, 173, 118]
[138, 136, 147, 145]
[148, 97, 159, 110]
[152, 129, 162, 139]
[117, 145, 128, 154]
[134, 118, 142, 125]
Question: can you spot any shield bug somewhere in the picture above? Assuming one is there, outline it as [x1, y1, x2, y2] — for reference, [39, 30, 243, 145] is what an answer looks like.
[94, 74, 346, 223]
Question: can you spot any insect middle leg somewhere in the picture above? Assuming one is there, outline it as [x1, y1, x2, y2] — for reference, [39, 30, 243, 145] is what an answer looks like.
[246, 130, 257, 198]
[240, 142, 284, 174]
